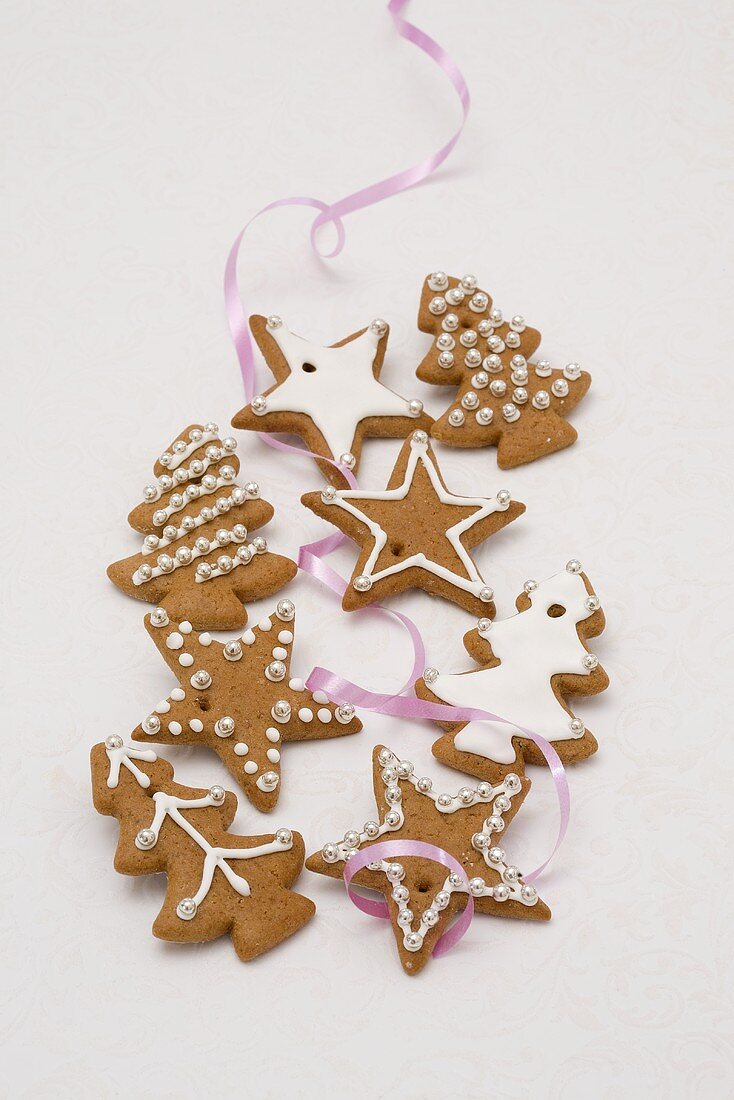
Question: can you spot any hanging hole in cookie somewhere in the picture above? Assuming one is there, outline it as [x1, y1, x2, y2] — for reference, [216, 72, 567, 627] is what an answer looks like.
[301, 362, 317, 373]
[547, 604, 566, 618]
[417, 880, 431, 893]
[198, 697, 211, 711]
[390, 540, 404, 557]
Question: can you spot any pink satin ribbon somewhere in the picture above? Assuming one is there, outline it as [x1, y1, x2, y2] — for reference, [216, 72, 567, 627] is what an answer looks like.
[343, 839, 474, 957]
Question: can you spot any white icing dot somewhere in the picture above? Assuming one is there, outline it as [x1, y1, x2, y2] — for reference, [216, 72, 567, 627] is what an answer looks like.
[278, 630, 293, 644]
[166, 632, 184, 650]
[312, 690, 329, 704]
[272, 646, 288, 661]
[299, 707, 314, 723]
[199, 633, 212, 646]
[168, 721, 182, 735]
[244, 761, 258, 774]
[155, 700, 171, 714]
[289, 678, 305, 692]
[256, 773, 279, 792]
[266, 727, 280, 743]
[234, 742, 249, 756]
[267, 748, 280, 763]
[179, 653, 194, 667]
[317, 708, 332, 723]
[179, 621, 192, 634]
[258, 618, 272, 631]
[189, 718, 203, 732]
[171, 688, 185, 701]
[242, 630, 256, 645]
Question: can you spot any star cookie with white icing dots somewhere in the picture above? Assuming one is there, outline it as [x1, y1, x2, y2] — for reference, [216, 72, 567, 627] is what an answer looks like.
[306, 746, 549, 975]
[416, 272, 591, 468]
[415, 561, 608, 782]
[131, 599, 362, 813]
[231, 315, 433, 485]
[301, 430, 525, 616]
[91, 739, 315, 960]
[107, 421, 297, 630]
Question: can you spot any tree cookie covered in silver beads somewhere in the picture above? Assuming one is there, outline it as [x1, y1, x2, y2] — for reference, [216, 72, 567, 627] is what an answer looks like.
[91, 739, 315, 960]
[416, 561, 608, 782]
[416, 272, 591, 468]
[107, 422, 297, 630]
[306, 746, 549, 975]
[231, 314, 433, 486]
[131, 599, 362, 813]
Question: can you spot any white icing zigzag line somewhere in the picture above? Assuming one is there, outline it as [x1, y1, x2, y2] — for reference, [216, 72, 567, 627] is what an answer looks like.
[132, 528, 252, 586]
[142, 445, 236, 503]
[151, 474, 236, 526]
[141, 492, 247, 554]
[323, 434, 509, 596]
[320, 748, 537, 953]
[159, 428, 220, 471]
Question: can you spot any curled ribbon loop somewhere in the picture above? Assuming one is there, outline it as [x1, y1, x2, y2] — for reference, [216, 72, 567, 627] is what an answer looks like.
[342, 839, 474, 957]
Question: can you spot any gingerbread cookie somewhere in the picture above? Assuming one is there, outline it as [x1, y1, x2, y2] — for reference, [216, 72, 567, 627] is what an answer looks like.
[91, 738, 314, 960]
[302, 429, 525, 615]
[231, 315, 433, 485]
[131, 599, 362, 812]
[416, 272, 591, 468]
[306, 746, 549, 975]
[416, 561, 608, 782]
[107, 422, 297, 629]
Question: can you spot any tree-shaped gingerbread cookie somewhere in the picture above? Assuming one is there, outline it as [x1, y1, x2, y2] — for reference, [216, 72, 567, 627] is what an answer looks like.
[107, 421, 296, 629]
[415, 561, 608, 782]
[416, 273, 591, 468]
[131, 598, 361, 812]
[91, 738, 315, 960]
[307, 746, 549, 975]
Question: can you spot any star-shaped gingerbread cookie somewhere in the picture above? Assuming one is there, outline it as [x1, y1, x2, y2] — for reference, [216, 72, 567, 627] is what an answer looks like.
[131, 598, 362, 812]
[306, 746, 549, 975]
[301, 429, 525, 615]
[231, 315, 433, 485]
[416, 272, 591, 468]
[415, 561, 608, 783]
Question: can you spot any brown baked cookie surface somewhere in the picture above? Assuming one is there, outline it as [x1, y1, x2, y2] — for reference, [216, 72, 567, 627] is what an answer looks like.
[231, 315, 433, 486]
[302, 429, 524, 615]
[107, 421, 297, 630]
[306, 746, 549, 975]
[415, 561, 608, 783]
[91, 739, 315, 960]
[416, 272, 591, 468]
[130, 599, 362, 812]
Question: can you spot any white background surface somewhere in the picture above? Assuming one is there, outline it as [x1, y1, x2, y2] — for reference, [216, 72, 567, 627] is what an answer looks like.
[3, 1, 733, 1096]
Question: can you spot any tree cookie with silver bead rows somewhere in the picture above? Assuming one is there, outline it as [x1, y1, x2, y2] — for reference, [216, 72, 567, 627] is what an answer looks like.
[107, 422, 297, 630]
[91, 739, 315, 960]
[415, 561, 608, 783]
[306, 746, 549, 975]
[132, 599, 362, 813]
[302, 429, 525, 616]
[417, 273, 591, 468]
[231, 314, 433, 486]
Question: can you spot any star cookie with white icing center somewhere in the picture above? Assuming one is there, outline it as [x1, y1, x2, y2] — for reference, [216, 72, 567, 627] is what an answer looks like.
[306, 746, 549, 975]
[91, 739, 315, 960]
[415, 562, 608, 782]
[416, 272, 591, 468]
[231, 315, 433, 485]
[302, 430, 525, 616]
[131, 599, 362, 813]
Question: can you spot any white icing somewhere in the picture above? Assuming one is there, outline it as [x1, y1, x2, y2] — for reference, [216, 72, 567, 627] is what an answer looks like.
[189, 718, 203, 732]
[171, 688, 185, 701]
[144, 447, 230, 501]
[196, 541, 259, 584]
[244, 761, 258, 774]
[278, 630, 293, 644]
[141, 492, 246, 553]
[428, 568, 599, 763]
[166, 632, 184, 650]
[133, 527, 250, 585]
[265, 728, 280, 743]
[179, 653, 194, 667]
[105, 742, 157, 789]
[317, 708, 332, 723]
[325, 435, 509, 597]
[256, 319, 420, 460]
[298, 707, 313, 722]
[160, 429, 220, 471]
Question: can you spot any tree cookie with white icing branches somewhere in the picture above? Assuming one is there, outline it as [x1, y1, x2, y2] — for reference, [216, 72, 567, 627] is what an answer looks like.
[416, 272, 591, 468]
[107, 422, 297, 630]
[91, 739, 315, 960]
[131, 599, 362, 813]
[301, 429, 525, 616]
[415, 561, 608, 782]
[231, 315, 433, 485]
[306, 746, 549, 975]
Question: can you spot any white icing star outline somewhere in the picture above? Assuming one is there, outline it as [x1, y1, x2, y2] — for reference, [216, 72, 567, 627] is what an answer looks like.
[323, 434, 510, 596]
[251, 318, 422, 460]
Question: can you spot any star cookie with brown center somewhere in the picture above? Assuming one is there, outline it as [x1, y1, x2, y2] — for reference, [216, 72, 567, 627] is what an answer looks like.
[131, 598, 362, 812]
[306, 745, 549, 975]
[416, 272, 591, 468]
[301, 429, 525, 615]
